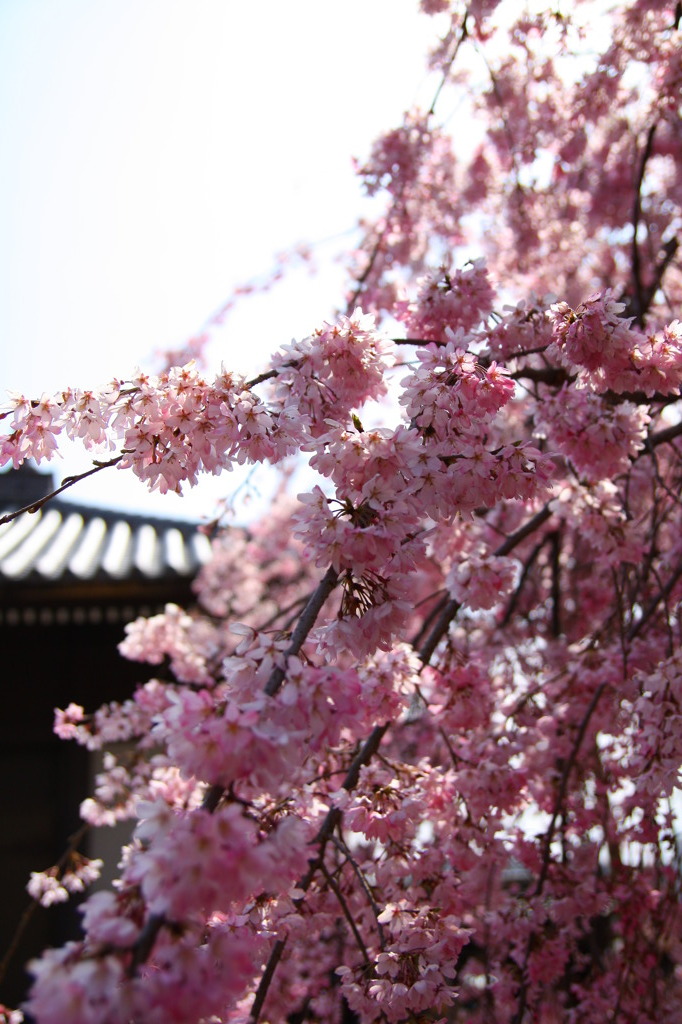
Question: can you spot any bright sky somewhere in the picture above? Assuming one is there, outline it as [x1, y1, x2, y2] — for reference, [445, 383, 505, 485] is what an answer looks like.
[0, 1, 438, 521]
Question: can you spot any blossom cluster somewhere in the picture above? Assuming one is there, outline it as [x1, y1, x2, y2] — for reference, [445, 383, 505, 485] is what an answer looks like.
[395, 259, 496, 341]
[1, 309, 390, 495]
[27, 856, 103, 909]
[549, 291, 682, 395]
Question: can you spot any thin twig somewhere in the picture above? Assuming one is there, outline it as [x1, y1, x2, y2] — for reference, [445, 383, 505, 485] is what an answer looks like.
[249, 724, 390, 1023]
[0, 823, 90, 986]
[416, 504, 553, 664]
[330, 835, 386, 949]
[319, 860, 370, 963]
[512, 681, 607, 1024]
[428, 10, 469, 117]
[628, 558, 682, 640]
[245, 360, 298, 390]
[347, 227, 389, 312]
[0, 456, 124, 526]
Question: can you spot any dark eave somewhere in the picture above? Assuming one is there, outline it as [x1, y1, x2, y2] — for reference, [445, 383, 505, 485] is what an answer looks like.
[0, 468, 213, 621]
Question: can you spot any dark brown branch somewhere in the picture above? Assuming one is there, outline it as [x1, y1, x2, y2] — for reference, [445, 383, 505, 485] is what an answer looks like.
[510, 366, 570, 387]
[244, 360, 298, 390]
[513, 681, 607, 1024]
[499, 538, 545, 628]
[0, 456, 124, 526]
[264, 566, 339, 696]
[129, 912, 165, 977]
[0, 823, 90, 987]
[409, 588, 450, 648]
[417, 597, 461, 665]
[641, 235, 679, 314]
[250, 504, 555, 1018]
[549, 531, 562, 638]
[249, 723, 390, 1023]
[630, 122, 658, 327]
[494, 504, 552, 557]
[202, 784, 224, 813]
[391, 337, 445, 346]
[340, 724, 390, 796]
[648, 421, 682, 449]
[129, 564, 341, 975]
[318, 860, 370, 963]
[249, 937, 288, 1023]
[622, 234, 679, 323]
[628, 558, 682, 640]
[244, 369, 278, 388]
[202, 566, 340, 814]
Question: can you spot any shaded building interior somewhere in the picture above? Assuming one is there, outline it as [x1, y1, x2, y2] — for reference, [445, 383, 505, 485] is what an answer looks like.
[0, 466, 211, 1009]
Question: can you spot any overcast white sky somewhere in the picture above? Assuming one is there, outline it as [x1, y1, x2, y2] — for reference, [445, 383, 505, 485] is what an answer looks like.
[0, 1, 439, 520]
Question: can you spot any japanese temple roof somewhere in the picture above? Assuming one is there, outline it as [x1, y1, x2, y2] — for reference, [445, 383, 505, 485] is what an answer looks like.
[0, 465, 212, 592]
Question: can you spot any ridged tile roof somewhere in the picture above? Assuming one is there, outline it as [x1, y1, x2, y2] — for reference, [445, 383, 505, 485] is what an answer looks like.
[0, 467, 212, 587]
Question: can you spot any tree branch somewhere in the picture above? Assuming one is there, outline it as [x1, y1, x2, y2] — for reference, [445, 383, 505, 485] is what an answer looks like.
[264, 566, 339, 695]
[513, 681, 607, 1024]
[417, 504, 553, 663]
[0, 823, 90, 987]
[244, 360, 299, 390]
[647, 421, 682, 450]
[630, 122, 658, 327]
[330, 834, 387, 950]
[627, 557, 682, 640]
[0, 456, 124, 526]
[249, 723, 390, 1022]
[428, 10, 469, 117]
[318, 860, 371, 963]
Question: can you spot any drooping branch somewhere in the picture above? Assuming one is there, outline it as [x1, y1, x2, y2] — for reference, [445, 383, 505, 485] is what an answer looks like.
[0, 823, 90, 987]
[249, 722, 391, 1023]
[0, 455, 124, 526]
[330, 834, 387, 950]
[512, 680, 608, 1024]
[318, 860, 371, 964]
[628, 557, 682, 640]
[264, 565, 339, 696]
[131, 565, 341, 971]
[428, 9, 469, 117]
[629, 122, 658, 327]
[499, 537, 545, 628]
[417, 503, 553, 662]
[639, 235, 679, 315]
[252, 504, 555, 1021]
